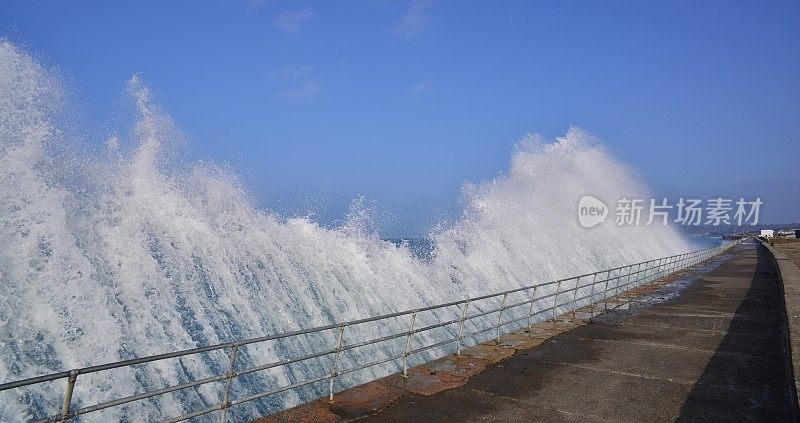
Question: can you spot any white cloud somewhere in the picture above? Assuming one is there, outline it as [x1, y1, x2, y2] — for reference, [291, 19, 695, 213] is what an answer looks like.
[268, 65, 314, 79]
[410, 79, 432, 95]
[273, 8, 314, 33]
[274, 82, 320, 100]
[394, 1, 432, 39]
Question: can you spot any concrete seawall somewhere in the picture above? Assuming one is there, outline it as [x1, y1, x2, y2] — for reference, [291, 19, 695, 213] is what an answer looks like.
[764, 240, 800, 414]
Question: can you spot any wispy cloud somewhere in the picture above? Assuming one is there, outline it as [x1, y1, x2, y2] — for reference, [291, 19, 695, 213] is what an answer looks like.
[394, 1, 433, 39]
[274, 82, 320, 100]
[246, 0, 266, 11]
[267, 65, 314, 79]
[273, 8, 314, 33]
[410, 80, 432, 95]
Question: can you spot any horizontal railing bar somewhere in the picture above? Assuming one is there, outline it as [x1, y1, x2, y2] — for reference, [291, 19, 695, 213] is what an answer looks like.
[4, 327, 343, 391]
[1, 371, 72, 391]
[499, 308, 544, 329]
[161, 404, 219, 423]
[227, 374, 330, 408]
[56, 372, 227, 421]
[411, 318, 461, 335]
[234, 347, 338, 378]
[408, 336, 459, 356]
[465, 305, 506, 320]
[573, 292, 599, 304]
[532, 291, 560, 301]
[0, 253, 685, 391]
[465, 323, 503, 340]
[337, 353, 404, 376]
[36, 346, 343, 423]
[497, 298, 535, 312]
[166, 373, 335, 423]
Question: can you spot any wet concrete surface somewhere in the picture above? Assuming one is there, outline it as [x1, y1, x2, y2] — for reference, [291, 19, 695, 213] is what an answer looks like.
[354, 242, 796, 422]
[257, 242, 797, 422]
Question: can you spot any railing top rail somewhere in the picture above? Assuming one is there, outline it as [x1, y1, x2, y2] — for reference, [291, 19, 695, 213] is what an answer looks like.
[0, 242, 731, 393]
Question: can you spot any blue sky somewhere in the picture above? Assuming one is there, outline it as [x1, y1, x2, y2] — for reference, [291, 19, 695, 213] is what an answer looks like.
[2, 0, 799, 236]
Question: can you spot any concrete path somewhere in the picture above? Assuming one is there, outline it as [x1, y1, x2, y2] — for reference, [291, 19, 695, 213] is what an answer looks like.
[359, 242, 797, 422]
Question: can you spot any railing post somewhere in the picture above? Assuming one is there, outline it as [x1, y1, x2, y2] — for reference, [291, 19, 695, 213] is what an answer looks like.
[219, 344, 239, 423]
[651, 259, 658, 281]
[456, 301, 470, 355]
[526, 286, 538, 335]
[628, 264, 636, 289]
[653, 257, 664, 280]
[587, 273, 598, 317]
[642, 260, 649, 283]
[495, 293, 508, 342]
[653, 259, 659, 279]
[551, 280, 562, 322]
[651, 259, 657, 281]
[614, 266, 627, 298]
[623, 265, 633, 294]
[328, 325, 346, 401]
[603, 269, 612, 311]
[402, 312, 417, 378]
[571, 276, 580, 319]
[649, 259, 656, 283]
[60, 370, 78, 423]
[635, 262, 644, 287]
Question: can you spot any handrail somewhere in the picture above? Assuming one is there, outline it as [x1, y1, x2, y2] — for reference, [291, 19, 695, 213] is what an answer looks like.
[0, 239, 741, 422]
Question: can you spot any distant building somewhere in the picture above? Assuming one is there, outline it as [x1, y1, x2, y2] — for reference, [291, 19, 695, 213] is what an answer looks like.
[761, 229, 774, 238]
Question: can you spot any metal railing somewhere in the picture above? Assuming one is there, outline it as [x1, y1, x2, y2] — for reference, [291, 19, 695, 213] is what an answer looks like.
[0, 240, 741, 422]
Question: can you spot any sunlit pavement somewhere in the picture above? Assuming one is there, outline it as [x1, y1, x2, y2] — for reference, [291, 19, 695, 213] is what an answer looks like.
[260, 242, 797, 422]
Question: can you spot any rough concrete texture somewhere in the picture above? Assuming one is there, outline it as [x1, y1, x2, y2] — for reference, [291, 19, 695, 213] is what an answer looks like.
[764, 240, 800, 414]
[257, 241, 798, 422]
[771, 239, 800, 270]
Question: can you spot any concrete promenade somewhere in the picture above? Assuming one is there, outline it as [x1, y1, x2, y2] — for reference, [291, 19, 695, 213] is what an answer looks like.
[260, 241, 798, 422]
[354, 241, 797, 422]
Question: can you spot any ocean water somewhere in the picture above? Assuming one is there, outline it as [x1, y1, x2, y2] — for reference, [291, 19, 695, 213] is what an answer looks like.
[685, 234, 728, 250]
[0, 41, 692, 421]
